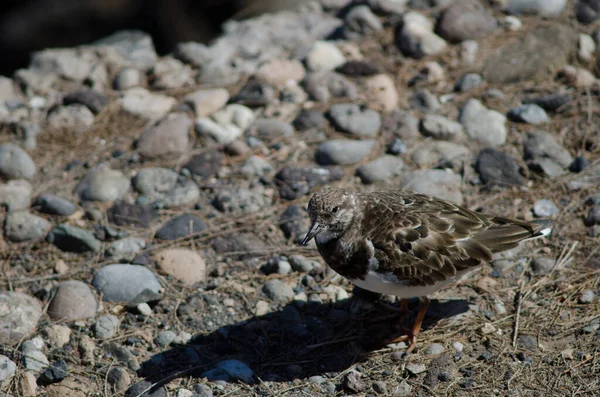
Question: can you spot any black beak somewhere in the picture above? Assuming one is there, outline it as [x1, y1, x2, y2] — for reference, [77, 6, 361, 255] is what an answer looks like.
[302, 221, 322, 245]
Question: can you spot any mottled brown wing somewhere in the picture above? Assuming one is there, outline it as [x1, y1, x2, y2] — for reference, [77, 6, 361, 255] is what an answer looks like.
[361, 191, 495, 286]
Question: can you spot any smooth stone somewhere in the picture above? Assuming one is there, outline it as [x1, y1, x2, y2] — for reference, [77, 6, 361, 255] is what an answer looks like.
[240, 155, 273, 178]
[155, 214, 208, 240]
[263, 279, 294, 302]
[4, 211, 50, 242]
[132, 167, 179, 199]
[406, 363, 427, 375]
[48, 280, 98, 321]
[0, 143, 36, 180]
[356, 155, 404, 184]
[482, 25, 576, 84]
[105, 237, 147, 260]
[420, 115, 465, 141]
[316, 139, 376, 165]
[147, 179, 197, 208]
[507, 104, 549, 124]
[213, 359, 253, 383]
[136, 113, 192, 159]
[289, 255, 321, 273]
[524, 130, 573, 173]
[0, 180, 31, 211]
[395, 11, 447, 58]
[155, 330, 176, 348]
[306, 41, 346, 72]
[423, 343, 446, 355]
[303, 71, 358, 102]
[155, 249, 206, 285]
[533, 199, 559, 217]
[183, 150, 223, 179]
[436, 0, 497, 42]
[0, 355, 17, 381]
[361, 75, 395, 111]
[120, 87, 176, 120]
[0, 292, 42, 345]
[280, 205, 310, 244]
[409, 89, 440, 113]
[475, 148, 525, 186]
[505, 0, 567, 18]
[579, 290, 595, 304]
[211, 104, 255, 131]
[246, 118, 295, 139]
[47, 224, 102, 252]
[559, 65, 598, 88]
[455, 73, 483, 92]
[293, 110, 327, 131]
[255, 59, 306, 87]
[411, 141, 471, 169]
[183, 89, 229, 117]
[578, 33, 595, 62]
[21, 341, 49, 372]
[33, 194, 76, 216]
[275, 166, 344, 200]
[114, 67, 143, 90]
[75, 166, 130, 202]
[107, 367, 131, 393]
[92, 264, 161, 302]
[459, 99, 507, 147]
[212, 185, 273, 215]
[47, 104, 95, 132]
[400, 169, 463, 204]
[94, 314, 121, 339]
[103, 342, 140, 371]
[327, 103, 381, 137]
[107, 202, 157, 229]
[336, 60, 383, 76]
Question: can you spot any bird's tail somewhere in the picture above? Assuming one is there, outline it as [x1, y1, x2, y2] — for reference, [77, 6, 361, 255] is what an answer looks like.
[473, 217, 554, 253]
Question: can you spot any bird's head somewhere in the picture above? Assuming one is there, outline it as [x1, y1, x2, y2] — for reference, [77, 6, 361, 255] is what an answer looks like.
[303, 187, 357, 245]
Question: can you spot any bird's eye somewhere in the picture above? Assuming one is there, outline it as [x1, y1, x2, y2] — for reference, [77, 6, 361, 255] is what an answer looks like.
[332, 206, 339, 213]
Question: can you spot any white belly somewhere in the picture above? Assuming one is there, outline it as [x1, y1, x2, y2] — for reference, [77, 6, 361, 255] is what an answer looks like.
[349, 268, 478, 298]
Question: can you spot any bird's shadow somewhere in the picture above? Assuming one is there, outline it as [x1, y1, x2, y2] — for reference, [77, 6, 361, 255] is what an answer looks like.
[138, 294, 469, 388]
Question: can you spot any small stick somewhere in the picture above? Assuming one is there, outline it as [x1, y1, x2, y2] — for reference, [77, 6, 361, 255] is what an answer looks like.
[512, 281, 524, 349]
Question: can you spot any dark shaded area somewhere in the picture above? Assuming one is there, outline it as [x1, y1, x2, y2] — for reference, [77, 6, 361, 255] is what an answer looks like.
[0, 0, 291, 76]
[138, 295, 469, 391]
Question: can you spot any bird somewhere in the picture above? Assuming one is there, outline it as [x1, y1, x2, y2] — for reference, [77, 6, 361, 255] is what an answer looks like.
[302, 187, 553, 353]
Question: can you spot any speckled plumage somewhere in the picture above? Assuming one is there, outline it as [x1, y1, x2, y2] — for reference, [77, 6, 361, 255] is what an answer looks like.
[304, 187, 553, 297]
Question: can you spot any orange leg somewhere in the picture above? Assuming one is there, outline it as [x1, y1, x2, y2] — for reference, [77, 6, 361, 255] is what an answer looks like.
[390, 297, 430, 353]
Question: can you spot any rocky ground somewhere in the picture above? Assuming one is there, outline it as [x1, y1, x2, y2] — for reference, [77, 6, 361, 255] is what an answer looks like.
[1, 0, 600, 396]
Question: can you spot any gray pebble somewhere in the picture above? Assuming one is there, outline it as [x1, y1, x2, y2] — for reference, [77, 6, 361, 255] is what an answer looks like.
[356, 155, 404, 184]
[0, 355, 17, 381]
[107, 366, 131, 393]
[213, 185, 273, 215]
[475, 148, 525, 186]
[4, 211, 50, 242]
[303, 71, 357, 102]
[47, 224, 102, 253]
[423, 343, 445, 355]
[263, 279, 294, 302]
[327, 103, 381, 138]
[409, 90, 440, 114]
[105, 237, 147, 261]
[47, 104, 95, 132]
[20, 338, 49, 372]
[261, 257, 292, 275]
[0, 180, 32, 211]
[0, 143, 36, 180]
[33, 194, 76, 216]
[48, 280, 98, 321]
[114, 67, 143, 90]
[290, 255, 321, 273]
[508, 104, 549, 124]
[246, 118, 295, 139]
[455, 73, 483, 92]
[103, 342, 140, 371]
[92, 264, 161, 302]
[132, 167, 179, 199]
[316, 139, 375, 165]
[420, 115, 465, 141]
[136, 113, 192, 159]
[406, 363, 427, 375]
[240, 155, 273, 178]
[215, 359, 253, 382]
[94, 314, 121, 339]
[75, 166, 130, 202]
[579, 289, 595, 304]
[533, 199, 559, 217]
[0, 292, 42, 345]
[460, 99, 507, 147]
[155, 330, 177, 348]
[524, 131, 573, 176]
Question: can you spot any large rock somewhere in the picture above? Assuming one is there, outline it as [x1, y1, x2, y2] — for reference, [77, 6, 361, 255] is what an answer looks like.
[48, 281, 98, 321]
[0, 292, 42, 345]
[92, 264, 161, 302]
[482, 25, 576, 84]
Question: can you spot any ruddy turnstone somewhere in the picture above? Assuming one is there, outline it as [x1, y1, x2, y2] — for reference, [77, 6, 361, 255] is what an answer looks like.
[303, 187, 552, 352]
